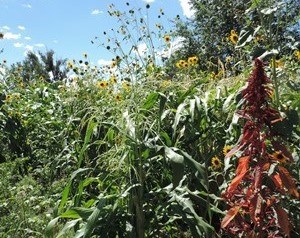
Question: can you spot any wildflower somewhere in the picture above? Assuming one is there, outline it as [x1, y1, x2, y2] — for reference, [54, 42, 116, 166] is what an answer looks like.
[188, 56, 198, 65]
[67, 61, 74, 69]
[39, 76, 44, 81]
[83, 53, 88, 58]
[5, 95, 11, 102]
[229, 30, 238, 45]
[270, 59, 284, 68]
[122, 81, 130, 91]
[0, 32, 3, 39]
[110, 75, 117, 84]
[115, 94, 122, 101]
[160, 80, 171, 88]
[111, 61, 117, 68]
[254, 34, 264, 43]
[293, 50, 300, 60]
[223, 145, 232, 156]
[3, 59, 7, 64]
[272, 151, 287, 164]
[96, 81, 108, 88]
[146, 4, 150, 9]
[155, 24, 162, 30]
[211, 156, 222, 170]
[164, 35, 171, 43]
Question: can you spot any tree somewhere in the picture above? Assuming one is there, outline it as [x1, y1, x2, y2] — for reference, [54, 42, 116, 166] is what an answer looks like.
[173, 0, 300, 72]
[11, 50, 67, 82]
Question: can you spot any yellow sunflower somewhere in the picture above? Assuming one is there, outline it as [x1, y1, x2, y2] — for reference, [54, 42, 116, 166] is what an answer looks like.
[110, 75, 117, 84]
[211, 156, 222, 170]
[229, 30, 238, 45]
[164, 35, 171, 43]
[294, 50, 300, 60]
[188, 56, 198, 66]
[272, 151, 287, 164]
[223, 145, 232, 156]
[96, 81, 108, 89]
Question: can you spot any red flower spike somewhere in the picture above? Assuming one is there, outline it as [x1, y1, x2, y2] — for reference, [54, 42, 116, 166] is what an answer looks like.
[221, 58, 299, 237]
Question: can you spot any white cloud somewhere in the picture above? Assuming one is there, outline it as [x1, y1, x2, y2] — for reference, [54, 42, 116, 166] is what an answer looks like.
[3, 32, 21, 40]
[25, 45, 34, 51]
[1, 25, 10, 31]
[23, 45, 34, 56]
[53, 40, 58, 44]
[18, 25, 26, 31]
[91, 9, 103, 15]
[97, 59, 111, 65]
[134, 43, 148, 56]
[35, 43, 45, 48]
[24, 36, 31, 40]
[156, 37, 185, 59]
[171, 36, 185, 52]
[179, 0, 195, 19]
[143, 0, 155, 3]
[13, 42, 23, 48]
[22, 3, 32, 9]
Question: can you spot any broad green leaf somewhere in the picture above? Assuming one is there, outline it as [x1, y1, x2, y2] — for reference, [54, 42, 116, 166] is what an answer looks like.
[45, 217, 59, 238]
[57, 218, 82, 238]
[58, 168, 91, 213]
[78, 118, 97, 167]
[189, 99, 196, 122]
[142, 92, 159, 110]
[160, 131, 172, 147]
[60, 207, 94, 220]
[172, 103, 186, 139]
[165, 147, 184, 188]
[74, 198, 106, 238]
[222, 93, 235, 112]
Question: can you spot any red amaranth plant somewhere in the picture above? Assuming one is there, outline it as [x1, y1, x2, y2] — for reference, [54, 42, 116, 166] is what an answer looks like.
[221, 58, 299, 237]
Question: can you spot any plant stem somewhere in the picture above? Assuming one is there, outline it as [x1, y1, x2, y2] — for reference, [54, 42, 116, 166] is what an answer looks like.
[271, 56, 280, 107]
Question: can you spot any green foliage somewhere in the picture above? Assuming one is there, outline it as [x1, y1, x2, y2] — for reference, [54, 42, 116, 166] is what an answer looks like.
[173, 0, 300, 73]
[0, 2, 299, 238]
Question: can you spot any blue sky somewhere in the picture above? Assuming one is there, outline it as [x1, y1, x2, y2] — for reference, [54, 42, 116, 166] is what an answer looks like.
[0, 0, 194, 66]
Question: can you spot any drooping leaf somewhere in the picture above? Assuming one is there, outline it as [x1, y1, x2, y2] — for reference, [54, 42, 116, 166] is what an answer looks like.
[172, 102, 186, 139]
[278, 166, 299, 198]
[272, 173, 284, 192]
[275, 206, 291, 237]
[235, 156, 250, 176]
[221, 206, 240, 228]
[142, 92, 159, 110]
[227, 156, 250, 194]
[74, 198, 106, 238]
[78, 118, 97, 167]
[57, 219, 82, 238]
[249, 194, 263, 226]
[45, 217, 60, 238]
[165, 147, 184, 188]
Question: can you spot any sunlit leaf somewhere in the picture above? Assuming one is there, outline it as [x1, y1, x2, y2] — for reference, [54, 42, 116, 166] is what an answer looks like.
[221, 206, 240, 228]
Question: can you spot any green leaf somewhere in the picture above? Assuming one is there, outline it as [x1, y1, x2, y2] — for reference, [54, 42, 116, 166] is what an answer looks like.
[142, 92, 159, 110]
[78, 118, 97, 167]
[60, 207, 94, 220]
[160, 131, 172, 147]
[158, 93, 167, 122]
[165, 147, 185, 188]
[74, 198, 106, 238]
[45, 217, 59, 238]
[172, 103, 186, 139]
[222, 93, 235, 112]
[57, 219, 82, 238]
[58, 168, 91, 214]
